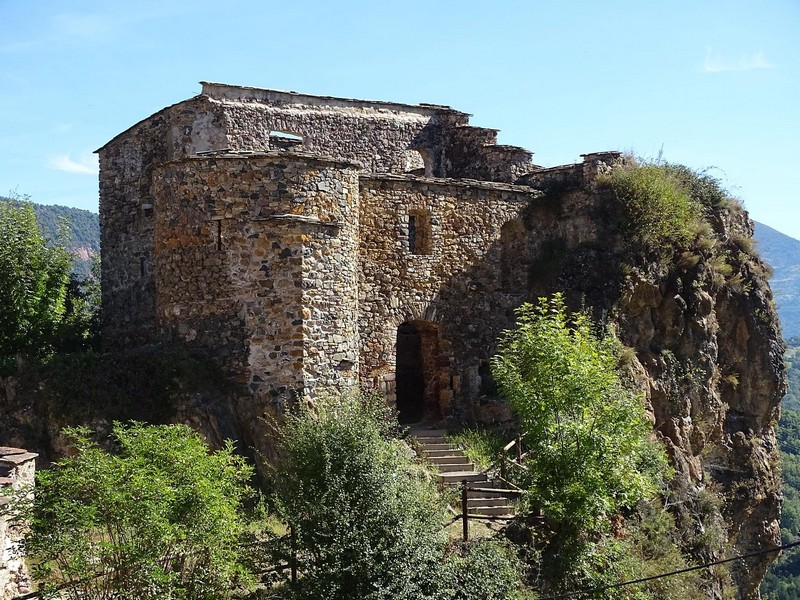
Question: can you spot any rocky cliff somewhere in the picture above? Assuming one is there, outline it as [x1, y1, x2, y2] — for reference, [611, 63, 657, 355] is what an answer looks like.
[519, 160, 785, 598]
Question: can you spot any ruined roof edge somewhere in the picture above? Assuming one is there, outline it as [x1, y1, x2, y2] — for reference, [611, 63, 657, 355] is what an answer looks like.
[200, 81, 471, 118]
[95, 94, 207, 154]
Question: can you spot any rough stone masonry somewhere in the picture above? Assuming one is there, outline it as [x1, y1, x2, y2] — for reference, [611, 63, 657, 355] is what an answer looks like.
[97, 81, 619, 424]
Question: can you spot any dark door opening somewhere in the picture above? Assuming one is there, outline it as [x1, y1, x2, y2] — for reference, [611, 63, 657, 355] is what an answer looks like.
[396, 321, 443, 424]
[396, 322, 424, 424]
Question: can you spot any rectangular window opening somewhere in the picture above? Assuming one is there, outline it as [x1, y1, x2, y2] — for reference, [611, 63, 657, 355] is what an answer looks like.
[408, 211, 432, 255]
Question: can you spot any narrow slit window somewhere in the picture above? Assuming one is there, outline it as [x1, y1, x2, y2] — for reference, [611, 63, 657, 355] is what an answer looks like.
[216, 220, 222, 251]
[408, 210, 432, 255]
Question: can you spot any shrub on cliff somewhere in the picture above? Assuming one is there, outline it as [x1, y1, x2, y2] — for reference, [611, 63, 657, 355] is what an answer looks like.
[21, 423, 254, 600]
[492, 293, 667, 531]
[607, 161, 703, 253]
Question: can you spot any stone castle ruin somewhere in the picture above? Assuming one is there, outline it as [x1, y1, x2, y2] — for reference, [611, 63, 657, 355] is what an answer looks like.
[97, 82, 621, 425]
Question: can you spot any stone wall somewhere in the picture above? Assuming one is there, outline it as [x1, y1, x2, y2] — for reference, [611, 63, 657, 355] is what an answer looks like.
[358, 174, 535, 420]
[152, 151, 361, 406]
[0, 448, 36, 600]
[99, 95, 230, 347]
[202, 82, 462, 176]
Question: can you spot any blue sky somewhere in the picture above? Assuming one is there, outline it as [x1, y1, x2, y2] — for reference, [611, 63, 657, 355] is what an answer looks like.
[2, 1, 799, 238]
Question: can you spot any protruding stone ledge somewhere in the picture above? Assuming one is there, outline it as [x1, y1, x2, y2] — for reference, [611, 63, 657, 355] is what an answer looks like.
[251, 214, 344, 229]
[360, 171, 540, 195]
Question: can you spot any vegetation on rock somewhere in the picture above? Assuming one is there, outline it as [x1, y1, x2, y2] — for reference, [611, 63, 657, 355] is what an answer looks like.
[492, 294, 667, 531]
[492, 294, 709, 598]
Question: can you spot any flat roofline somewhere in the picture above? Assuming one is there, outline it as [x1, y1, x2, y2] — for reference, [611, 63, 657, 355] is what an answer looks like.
[200, 81, 471, 118]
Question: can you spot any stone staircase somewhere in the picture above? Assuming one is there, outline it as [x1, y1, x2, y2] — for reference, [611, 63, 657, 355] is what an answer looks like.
[410, 428, 515, 518]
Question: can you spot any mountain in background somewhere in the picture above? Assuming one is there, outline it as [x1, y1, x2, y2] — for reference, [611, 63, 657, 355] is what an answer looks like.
[754, 221, 800, 339]
[0, 196, 99, 277]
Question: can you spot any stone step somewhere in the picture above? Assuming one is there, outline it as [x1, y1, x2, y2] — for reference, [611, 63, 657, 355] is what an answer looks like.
[438, 471, 489, 485]
[427, 454, 470, 465]
[409, 429, 448, 438]
[468, 504, 515, 517]
[467, 496, 511, 508]
[416, 437, 453, 445]
[423, 448, 465, 458]
[419, 443, 460, 452]
[436, 462, 477, 473]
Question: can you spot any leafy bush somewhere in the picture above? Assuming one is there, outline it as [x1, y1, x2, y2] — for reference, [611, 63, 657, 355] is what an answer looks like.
[446, 427, 506, 471]
[441, 539, 525, 600]
[20, 423, 254, 600]
[271, 392, 447, 599]
[270, 392, 527, 599]
[492, 294, 667, 531]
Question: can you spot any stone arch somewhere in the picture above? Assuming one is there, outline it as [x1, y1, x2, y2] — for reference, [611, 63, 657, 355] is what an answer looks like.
[404, 148, 433, 177]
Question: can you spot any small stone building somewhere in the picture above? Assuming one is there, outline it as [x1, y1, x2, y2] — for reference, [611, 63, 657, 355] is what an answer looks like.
[98, 82, 618, 424]
[0, 447, 36, 600]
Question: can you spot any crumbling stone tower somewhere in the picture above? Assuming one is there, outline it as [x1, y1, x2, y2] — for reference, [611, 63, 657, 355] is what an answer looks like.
[98, 82, 617, 424]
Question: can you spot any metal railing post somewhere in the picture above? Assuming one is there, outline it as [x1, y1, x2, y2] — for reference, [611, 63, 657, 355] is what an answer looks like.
[290, 524, 297, 584]
[461, 479, 469, 543]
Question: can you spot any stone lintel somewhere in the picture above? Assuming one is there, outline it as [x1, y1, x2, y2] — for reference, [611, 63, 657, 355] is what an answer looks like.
[0, 452, 38, 466]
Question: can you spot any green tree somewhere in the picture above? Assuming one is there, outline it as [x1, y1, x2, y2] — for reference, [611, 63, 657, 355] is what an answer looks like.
[272, 393, 448, 599]
[19, 423, 254, 600]
[0, 199, 73, 373]
[491, 294, 667, 532]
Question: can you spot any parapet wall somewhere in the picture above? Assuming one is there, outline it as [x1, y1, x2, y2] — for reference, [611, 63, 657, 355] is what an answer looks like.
[0, 447, 36, 600]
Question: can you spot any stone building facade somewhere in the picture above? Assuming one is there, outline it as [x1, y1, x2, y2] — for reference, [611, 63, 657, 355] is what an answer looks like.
[0, 447, 36, 600]
[98, 82, 618, 424]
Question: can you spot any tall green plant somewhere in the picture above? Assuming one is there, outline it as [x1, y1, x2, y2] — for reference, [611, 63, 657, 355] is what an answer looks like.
[492, 294, 667, 531]
[19, 423, 254, 600]
[272, 393, 448, 599]
[0, 199, 72, 373]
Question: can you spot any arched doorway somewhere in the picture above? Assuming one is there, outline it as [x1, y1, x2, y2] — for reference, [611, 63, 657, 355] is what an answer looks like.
[395, 321, 441, 424]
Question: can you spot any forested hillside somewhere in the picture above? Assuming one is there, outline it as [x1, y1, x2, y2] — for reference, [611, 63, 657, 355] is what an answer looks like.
[755, 222, 800, 338]
[761, 336, 800, 599]
[0, 195, 99, 275]
[0, 195, 99, 250]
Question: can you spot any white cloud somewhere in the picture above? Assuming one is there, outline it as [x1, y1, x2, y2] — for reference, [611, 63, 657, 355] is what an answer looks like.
[52, 14, 116, 43]
[704, 48, 776, 73]
[49, 153, 99, 175]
